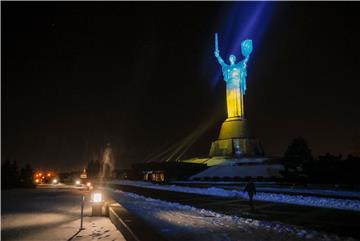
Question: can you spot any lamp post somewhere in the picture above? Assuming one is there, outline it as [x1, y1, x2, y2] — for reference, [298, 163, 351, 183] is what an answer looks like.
[91, 191, 104, 216]
[80, 195, 85, 230]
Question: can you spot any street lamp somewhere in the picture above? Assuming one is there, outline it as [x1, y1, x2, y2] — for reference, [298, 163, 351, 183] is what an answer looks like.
[91, 191, 104, 216]
[91, 191, 103, 203]
[86, 182, 93, 190]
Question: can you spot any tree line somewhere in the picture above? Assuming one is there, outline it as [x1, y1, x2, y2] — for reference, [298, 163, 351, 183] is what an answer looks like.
[1, 160, 35, 189]
[281, 137, 360, 186]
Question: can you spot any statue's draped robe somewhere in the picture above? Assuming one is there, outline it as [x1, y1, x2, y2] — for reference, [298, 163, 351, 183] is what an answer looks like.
[221, 61, 247, 118]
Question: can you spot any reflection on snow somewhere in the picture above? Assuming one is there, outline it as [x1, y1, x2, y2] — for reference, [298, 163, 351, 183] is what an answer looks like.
[2, 213, 73, 229]
[111, 190, 344, 241]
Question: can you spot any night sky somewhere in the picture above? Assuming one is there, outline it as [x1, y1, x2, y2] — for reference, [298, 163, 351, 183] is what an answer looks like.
[3, 2, 360, 171]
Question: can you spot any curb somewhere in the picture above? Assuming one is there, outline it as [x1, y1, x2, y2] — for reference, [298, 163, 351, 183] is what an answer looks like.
[106, 200, 168, 241]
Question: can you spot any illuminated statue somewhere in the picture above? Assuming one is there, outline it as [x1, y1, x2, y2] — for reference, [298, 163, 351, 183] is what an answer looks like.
[214, 33, 253, 118]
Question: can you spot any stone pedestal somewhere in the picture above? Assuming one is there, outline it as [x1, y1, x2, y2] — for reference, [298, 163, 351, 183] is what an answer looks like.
[209, 117, 264, 157]
[91, 203, 105, 216]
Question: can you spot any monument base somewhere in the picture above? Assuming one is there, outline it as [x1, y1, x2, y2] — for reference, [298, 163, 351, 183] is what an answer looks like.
[181, 118, 283, 179]
[189, 157, 284, 179]
[209, 117, 264, 157]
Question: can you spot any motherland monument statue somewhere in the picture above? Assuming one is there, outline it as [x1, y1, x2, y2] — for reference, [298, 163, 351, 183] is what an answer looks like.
[214, 33, 253, 119]
[208, 33, 264, 158]
[182, 33, 282, 180]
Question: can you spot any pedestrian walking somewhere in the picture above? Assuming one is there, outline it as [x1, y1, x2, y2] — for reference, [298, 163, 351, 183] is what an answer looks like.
[244, 179, 256, 210]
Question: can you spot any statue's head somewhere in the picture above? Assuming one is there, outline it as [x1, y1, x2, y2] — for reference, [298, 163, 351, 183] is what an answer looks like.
[229, 55, 236, 65]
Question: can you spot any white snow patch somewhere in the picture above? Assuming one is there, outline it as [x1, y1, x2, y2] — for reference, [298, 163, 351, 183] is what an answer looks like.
[191, 163, 284, 178]
[172, 181, 360, 199]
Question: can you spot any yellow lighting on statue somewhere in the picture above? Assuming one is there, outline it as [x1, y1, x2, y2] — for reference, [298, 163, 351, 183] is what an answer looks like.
[214, 34, 252, 119]
[226, 87, 243, 118]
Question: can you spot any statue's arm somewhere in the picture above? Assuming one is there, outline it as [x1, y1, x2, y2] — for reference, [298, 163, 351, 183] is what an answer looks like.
[244, 56, 250, 65]
[214, 51, 227, 67]
[217, 55, 226, 67]
[237, 56, 249, 68]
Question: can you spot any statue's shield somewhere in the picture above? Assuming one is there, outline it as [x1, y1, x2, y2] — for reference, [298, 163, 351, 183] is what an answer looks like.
[241, 39, 253, 58]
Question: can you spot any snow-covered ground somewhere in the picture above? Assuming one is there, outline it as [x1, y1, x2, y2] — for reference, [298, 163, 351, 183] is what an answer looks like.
[190, 161, 284, 178]
[232, 186, 360, 198]
[172, 181, 360, 198]
[1, 186, 124, 241]
[172, 181, 360, 199]
[109, 180, 360, 211]
[110, 189, 354, 241]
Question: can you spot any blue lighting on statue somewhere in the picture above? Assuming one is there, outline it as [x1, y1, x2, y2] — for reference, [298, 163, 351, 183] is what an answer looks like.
[215, 33, 253, 118]
[215, 35, 252, 95]
[208, 2, 274, 88]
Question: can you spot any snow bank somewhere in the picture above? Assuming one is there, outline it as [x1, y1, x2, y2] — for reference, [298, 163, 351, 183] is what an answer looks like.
[190, 163, 284, 178]
[251, 187, 360, 199]
[110, 189, 352, 241]
[109, 180, 360, 212]
[172, 181, 360, 198]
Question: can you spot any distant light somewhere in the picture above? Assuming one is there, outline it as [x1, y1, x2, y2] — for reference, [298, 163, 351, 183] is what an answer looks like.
[52, 179, 58, 184]
[92, 192, 102, 203]
[75, 180, 81, 185]
[35, 179, 39, 183]
[47, 173, 51, 177]
[86, 182, 92, 187]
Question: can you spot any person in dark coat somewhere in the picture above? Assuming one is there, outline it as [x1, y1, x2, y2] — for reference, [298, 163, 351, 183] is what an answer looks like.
[244, 179, 256, 210]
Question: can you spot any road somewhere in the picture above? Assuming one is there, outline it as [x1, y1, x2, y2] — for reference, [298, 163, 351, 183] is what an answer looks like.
[109, 184, 360, 240]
